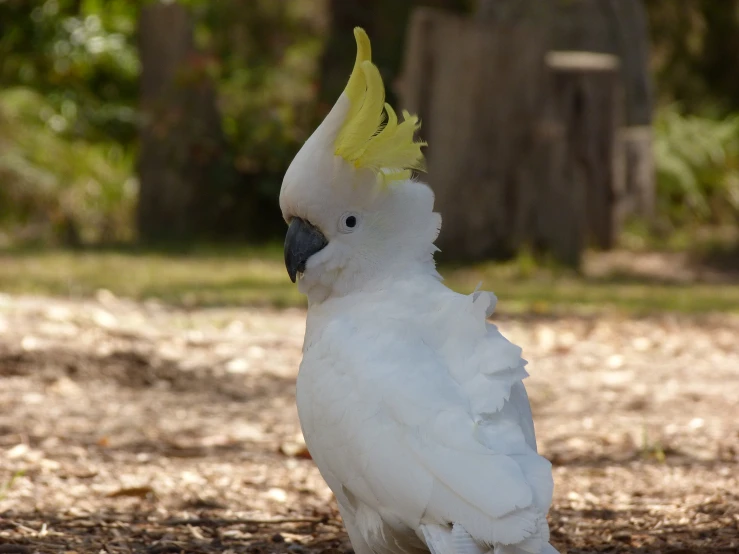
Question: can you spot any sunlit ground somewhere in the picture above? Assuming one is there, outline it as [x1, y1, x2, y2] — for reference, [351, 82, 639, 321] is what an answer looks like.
[1, 294, 737, 552]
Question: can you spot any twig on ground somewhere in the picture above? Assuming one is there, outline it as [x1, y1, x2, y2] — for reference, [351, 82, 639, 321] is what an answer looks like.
[164, 516, 328, 527]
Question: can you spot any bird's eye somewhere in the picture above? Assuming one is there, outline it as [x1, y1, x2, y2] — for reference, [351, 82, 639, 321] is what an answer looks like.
[339, 212, 361, 233]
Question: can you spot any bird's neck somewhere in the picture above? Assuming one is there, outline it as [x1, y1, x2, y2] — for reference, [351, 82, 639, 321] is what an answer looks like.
[302, 255, 441, 307]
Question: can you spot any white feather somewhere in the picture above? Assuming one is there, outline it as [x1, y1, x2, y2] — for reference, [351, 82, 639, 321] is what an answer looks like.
[420, 524, 454, 554]
[296, 272, 558, 553]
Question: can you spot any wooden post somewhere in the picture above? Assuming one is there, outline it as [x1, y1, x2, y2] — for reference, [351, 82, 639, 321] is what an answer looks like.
[553, 0, 655, 218]
[546, 51, 624, 251]
[398, 7, 553, 261]
[530, 117, 586, 268]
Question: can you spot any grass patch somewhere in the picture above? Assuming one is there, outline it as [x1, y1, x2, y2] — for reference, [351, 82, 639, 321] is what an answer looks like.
[0, 245, 304, 309]
[450, 263, 739, 315]
[0, 246, 738, 315]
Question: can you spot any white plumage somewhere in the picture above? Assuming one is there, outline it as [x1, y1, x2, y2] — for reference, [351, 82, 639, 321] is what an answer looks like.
[279, 27, 558, 554]
[295, 266, 556, 554]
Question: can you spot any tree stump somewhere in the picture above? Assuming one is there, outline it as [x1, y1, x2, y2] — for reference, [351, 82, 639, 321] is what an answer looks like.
[546, 51, 624, 251]
[398, 7, 553, 261]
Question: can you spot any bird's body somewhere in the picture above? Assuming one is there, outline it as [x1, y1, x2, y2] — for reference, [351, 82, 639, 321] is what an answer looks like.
[298, 269, 554, 554]
[279, 28, 558, 554]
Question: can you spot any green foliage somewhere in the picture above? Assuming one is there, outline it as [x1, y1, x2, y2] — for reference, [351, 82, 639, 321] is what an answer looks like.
[192, 0, 324, 188]
[647, 0, 739, 113]
[1, 0, 739, 248]
[654, 106, 739, 228]
[0, 88, 136, 245]
[0, 470, 25, 501]
[0, 0, 140, 244]
[0, 0, 140, 143]
[0, 0, 324, 244]
[0, 0, 326, 245]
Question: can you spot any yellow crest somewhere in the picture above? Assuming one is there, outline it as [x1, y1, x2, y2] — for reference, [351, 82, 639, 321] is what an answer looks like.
[334, 28, 426, 185]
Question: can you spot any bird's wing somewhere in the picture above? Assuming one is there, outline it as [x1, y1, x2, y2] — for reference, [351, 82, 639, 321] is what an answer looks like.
[299, 289, 553, 552]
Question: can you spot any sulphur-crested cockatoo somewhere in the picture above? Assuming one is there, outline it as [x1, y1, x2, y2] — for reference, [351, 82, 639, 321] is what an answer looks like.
[280, 28, 558, 554]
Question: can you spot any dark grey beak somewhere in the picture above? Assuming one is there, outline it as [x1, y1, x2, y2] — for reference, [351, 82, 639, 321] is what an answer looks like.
[284, 217, 328, 283]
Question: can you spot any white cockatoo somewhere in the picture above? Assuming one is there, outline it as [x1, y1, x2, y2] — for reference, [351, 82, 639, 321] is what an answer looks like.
[279, 28, 558, 554]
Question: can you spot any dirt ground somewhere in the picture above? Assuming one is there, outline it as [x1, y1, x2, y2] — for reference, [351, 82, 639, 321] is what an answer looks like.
[0, 292, 737, 554]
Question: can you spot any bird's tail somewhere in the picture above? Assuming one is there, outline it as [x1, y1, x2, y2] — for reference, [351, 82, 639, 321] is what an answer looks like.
[493, 542, 559, 554]
[421, 524, 560, 554]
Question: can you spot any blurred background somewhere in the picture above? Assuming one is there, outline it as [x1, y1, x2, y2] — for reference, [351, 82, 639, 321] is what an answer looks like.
[0, 0, 738, 311]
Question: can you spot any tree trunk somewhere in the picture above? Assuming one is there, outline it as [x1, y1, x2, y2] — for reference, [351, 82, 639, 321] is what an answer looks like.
[397, 8, 442, 147]
[399, 5, 554, 261]
[476, 0, 554, 23]
[137, 1, 236, 243]
[317, 0, 469, 121]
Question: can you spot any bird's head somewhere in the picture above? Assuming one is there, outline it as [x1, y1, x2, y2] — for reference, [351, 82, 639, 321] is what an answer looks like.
[280, 28, 441, 303]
